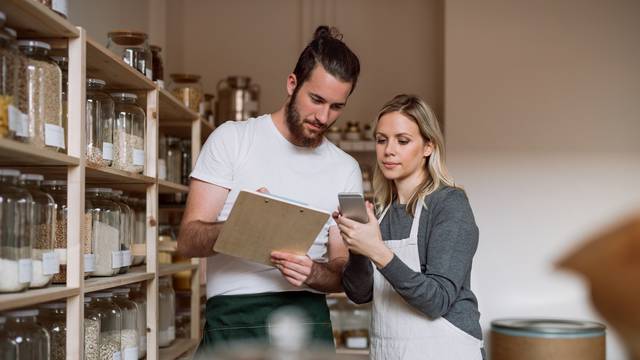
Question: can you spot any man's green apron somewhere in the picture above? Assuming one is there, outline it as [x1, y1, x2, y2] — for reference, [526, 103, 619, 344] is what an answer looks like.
[195, 291, 334, 357]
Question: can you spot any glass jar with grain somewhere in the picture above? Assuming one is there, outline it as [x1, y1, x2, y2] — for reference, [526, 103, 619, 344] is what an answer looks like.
[170, 73, 203, 113]
[111, 92, 145, 174]
[86, 78, 115, 167]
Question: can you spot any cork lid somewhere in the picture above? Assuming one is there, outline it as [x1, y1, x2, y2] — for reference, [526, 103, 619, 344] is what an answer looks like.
[108, 29, 148, 46]
[170, 73, 201, 83]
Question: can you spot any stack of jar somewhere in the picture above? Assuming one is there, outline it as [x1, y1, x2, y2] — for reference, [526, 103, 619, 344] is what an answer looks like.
[0, 13, 66, 153]
[106, 30, 153, 80]
[0, 169, 61, 293]
[159, 133, 191, 186]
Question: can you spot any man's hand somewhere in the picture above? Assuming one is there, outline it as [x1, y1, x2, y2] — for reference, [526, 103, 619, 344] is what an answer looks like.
[270, 251, 314, 287]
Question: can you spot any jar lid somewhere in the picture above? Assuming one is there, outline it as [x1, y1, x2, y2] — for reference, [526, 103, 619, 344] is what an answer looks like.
[150, 44, 162, 52]
[108, 30, 148, 46]
[40, 302, 66, 309]
[42, 180, 67, 186]
[19, 173, 44, 181]
[112, 288, 130, 294]
[89, 291, 113, 298]
[86, 187, 112, 193]
[491, 319, 606, 338]
[111, 92, 138, 101]
[5, 309, 39, 317]
[17, 40, 51, 50]
[170, 73, 201, 82]
[0, 169, 21, 177]
[87, 78, 106, 87]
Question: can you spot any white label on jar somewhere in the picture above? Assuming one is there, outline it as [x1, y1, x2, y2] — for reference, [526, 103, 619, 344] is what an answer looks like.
[45, 123, 66, 149]
[121, 250, 132, 267]
[112, 251, 123, 269]
[55, 248, 68, 265]
[345, 337, 368, 349]
[42, 251, 60, 275]
[124, 346, 138, 360]
[18, 259, 32, 283]
[103, 142, 114, 160]
[133, 149, 145, 166]
[8, 105, 29, 137]
[84, 254, 96, 272]
[113, 351, 122, 360]
[145, 68, 153, 80]
[168, 326, 175, 340]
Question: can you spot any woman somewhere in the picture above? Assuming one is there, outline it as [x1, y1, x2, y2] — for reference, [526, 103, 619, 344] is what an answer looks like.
[336, 94, 485, 359]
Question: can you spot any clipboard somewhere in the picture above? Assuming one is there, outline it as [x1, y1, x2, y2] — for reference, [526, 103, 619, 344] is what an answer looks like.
[214, 190, 331, 266]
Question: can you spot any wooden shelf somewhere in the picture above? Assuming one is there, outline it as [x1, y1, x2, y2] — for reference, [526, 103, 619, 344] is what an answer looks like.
[84, 266, 154, 293]
[86, 165, 156, 192]
[158, 179, 190, 194]
[159, 338, 199, 360]
[336, 348, 370, 356]
[159, 263, 199, 277]
[0, 286, 80, 312]
[160, 118, 214, 142]
[159, 89, 199, 122]
[0, 138, 80, 167]
[86, 37, 156, 91]
[0, 0, 79, 38]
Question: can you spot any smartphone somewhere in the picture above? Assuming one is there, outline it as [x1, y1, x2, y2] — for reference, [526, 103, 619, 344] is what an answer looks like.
[338, 192, 369, 223]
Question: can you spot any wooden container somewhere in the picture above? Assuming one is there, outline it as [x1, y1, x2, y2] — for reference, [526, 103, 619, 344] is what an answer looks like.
[490, 319, 606, 360]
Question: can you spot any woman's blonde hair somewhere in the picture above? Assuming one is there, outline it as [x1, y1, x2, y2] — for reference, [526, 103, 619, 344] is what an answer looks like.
[373, 94, 457, 216]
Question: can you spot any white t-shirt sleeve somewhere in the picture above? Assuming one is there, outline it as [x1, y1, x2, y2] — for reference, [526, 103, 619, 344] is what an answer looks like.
[190, 122, 239, 189]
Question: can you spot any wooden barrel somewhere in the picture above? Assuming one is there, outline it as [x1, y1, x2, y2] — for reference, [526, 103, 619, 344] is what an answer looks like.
[490, 319, 606, 360]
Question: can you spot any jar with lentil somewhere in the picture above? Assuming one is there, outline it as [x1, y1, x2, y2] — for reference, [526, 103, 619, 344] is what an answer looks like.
[38, 302, 66, 360]
[169, 73, 203, 113]
[19, 173, 59, 288]
[17, 40, 65, 151]
[112, 288, 139, 360]
[84, 296, 101, 360]
[0, 169, 33, 293]
[89, 292, 122, 360]
[109, 190, 133, 273]
[86, 78, 115, 167]
[106, 30, 153, 80]
[111, 92, 145, 174]
[127, 282, 147, 358]
[85, 188, 121, 276]
[3, 309, 50, 359]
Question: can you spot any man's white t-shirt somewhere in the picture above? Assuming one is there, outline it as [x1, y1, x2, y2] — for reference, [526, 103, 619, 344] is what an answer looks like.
[190, 114, 363, 298]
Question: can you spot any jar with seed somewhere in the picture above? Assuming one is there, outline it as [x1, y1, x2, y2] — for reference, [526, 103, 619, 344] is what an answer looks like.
[0, 169, 33, 293]
[86, 78, 115, 166]
[19, 173, 58, 288]
[38, 302, 66, 360]
[86, 188, 121, 276]
[3, 27, 30, 139]
[108, 190, 133, 273]
[3, 309, 50, 359]
[17, 40, 65, 151]
[112, 288, 139, 360]
[107, 30, 153, 80]
[127, 282, 147, 358]
[42, 180, 75, 283]
[170, 73, 203, 113]
[89, 292, 122, 360]
[84, 296, 101, 360]
[1, 17, 19, 139]
[111, 92, 145, 174]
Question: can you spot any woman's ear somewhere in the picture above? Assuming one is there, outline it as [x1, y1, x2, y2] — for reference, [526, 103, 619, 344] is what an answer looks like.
[286, 74, 297, 96]
[424, 141, 434, 158]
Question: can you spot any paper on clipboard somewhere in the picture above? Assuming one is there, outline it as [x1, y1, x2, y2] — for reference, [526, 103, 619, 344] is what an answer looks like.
[213, 190, 331, 266]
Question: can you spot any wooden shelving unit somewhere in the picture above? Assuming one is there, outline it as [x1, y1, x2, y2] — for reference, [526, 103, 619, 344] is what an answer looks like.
[0, 1, 203, 359]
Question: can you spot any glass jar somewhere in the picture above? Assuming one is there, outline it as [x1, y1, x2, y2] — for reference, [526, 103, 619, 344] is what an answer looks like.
[106, 30, 153, 80]
[3, 309, 50, 359]
[17, 40, 65, 151]
[0, 22, 18, 139]
[341, 306, 370, 349]
[42, 180, 69, 283]
[180, 139, 191, 185]
[175, 310, 190, 339]
[158, 276, 176, 347]
[166, 136, 182, 184]
[158, 132, 167, 180]
[38, 302, 66, 360]
[109, 190, 133, 273]
[86, 78, 115, 167]
[89, 292, 122, 360]
[344, 121, 361, 141]
[84, 296, 101, 360]
[112, 288, 139, 360]
[19, 173, 59, 288]
[170, 73, 203, 113]
[127, 282, 147, 358]
[327, 298, 343, 348]
[0, 169, 33, 293]
[51, 56, 67, 145]
[0, 315, 19, 358]
[85, 188, 121, 276]
[130, 197, 146, 266]
[2, 27, 29, 140]
[111, 92, 145, 174]
[150, 45, 164, 87]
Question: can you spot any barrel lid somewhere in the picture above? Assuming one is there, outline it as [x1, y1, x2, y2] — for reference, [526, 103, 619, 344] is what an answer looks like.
[491, 318, 606, 338]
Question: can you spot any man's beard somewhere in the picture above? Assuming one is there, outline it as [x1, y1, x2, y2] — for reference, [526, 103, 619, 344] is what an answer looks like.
[285, 89, 329, 148]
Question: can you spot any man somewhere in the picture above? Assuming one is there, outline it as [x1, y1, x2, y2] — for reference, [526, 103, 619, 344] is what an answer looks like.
[178, 25, 362, 354]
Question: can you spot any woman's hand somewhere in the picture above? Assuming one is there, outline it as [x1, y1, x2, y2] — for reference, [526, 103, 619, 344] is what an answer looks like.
[336, 201, 394, 268]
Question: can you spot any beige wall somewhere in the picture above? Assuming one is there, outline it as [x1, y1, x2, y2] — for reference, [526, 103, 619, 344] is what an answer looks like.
[445, 1, 640, 358]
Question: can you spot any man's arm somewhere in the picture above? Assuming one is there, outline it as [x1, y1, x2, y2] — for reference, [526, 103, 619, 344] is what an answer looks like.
[271, 225, 349, 293]
[177, 179, 229, 258]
